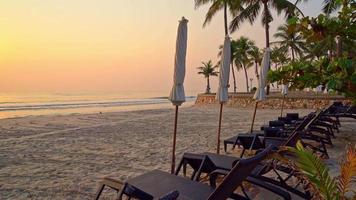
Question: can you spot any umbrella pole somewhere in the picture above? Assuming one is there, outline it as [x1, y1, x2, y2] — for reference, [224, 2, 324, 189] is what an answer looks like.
[217, 103, 223, 154]
[280, 94, 286, 117]
[171, 105, 179, 174]
[250, 101, 258, 133]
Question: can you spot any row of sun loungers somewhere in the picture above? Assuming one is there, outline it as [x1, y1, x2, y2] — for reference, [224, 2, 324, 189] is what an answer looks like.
[95, 102, 355, 200]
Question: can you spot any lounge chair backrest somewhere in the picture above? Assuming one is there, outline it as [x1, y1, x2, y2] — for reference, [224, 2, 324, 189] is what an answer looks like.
[286, 113, 299, 120]
[207, 145, 274, 200]
[269, 120, 285, 128]
[283, 111, 319, 146]
[264, 127, 283, 137]
[278, 117, 292, 124]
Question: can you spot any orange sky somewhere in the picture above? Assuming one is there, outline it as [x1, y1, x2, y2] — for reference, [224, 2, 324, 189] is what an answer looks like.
[0, 0, 323, 94]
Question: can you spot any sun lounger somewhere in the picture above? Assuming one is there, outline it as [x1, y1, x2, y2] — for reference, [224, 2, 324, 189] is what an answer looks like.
[95, 145, 291, 200]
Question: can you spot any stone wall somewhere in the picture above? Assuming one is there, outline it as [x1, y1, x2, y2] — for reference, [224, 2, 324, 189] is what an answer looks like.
[195, 92, 352, 109]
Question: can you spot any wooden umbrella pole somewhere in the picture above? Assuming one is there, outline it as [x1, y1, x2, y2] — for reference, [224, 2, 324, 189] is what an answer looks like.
[280, 94, 286, 117]
[250, 101, 258, 133]
[171, 105, 179, 174]
[217, 103, 223, 154]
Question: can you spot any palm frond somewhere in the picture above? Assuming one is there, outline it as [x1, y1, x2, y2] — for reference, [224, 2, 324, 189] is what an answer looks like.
[288, 141, 340, 200]
[230, 1, 261, 32]
[322, 0, 341, 15]
[337, 145, 356, 198]
[194, 0, 214, 9]
[203, 0, 224, 27]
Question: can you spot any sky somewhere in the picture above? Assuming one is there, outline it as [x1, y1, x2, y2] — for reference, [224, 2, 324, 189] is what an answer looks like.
[0, 0, 324, 94]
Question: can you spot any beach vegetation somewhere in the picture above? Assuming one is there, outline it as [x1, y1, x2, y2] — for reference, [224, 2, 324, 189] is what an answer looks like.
[194, 0, 244, 93]
[197, 60, 219, 94]
[268, 0, 356, 104]
[233, 37, 256, 92]
[281, 141, 356, 200]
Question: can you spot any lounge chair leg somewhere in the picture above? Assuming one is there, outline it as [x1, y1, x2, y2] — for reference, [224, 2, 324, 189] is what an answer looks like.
[240, 149, 245, 158]
[95, 177, 124, 200]
[95, 184, 105, 200]
[241, 185, 250, 199]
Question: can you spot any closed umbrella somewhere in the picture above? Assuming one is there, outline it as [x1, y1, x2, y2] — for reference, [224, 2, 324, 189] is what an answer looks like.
[168, 17, 188, 174]
[280, 84, 288, 117]
[215, 35, 231, 154]
[250, 48, 270, 132]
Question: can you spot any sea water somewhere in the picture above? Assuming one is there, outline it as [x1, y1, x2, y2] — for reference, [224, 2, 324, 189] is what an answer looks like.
[0, 91, 197, 119]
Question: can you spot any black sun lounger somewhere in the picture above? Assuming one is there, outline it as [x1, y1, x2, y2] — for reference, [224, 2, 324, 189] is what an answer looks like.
[95, 145, 290, 200]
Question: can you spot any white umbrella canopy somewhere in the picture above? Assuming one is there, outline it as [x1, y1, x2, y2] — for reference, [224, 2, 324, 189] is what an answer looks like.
[280, 84, 288, 117]
[250, 48, 270, 132]
[315, 85, 323, 93]
[215, 35, 231, 154]
[169, 17, 188, 106]
[216, 36, 231, 103]
[168, 17, 188, 174]
[281, 84, 288, 95]
[254, 48, 271, 101]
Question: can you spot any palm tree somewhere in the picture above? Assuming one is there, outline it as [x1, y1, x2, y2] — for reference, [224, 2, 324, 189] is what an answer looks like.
[270, 46, 289, 69]
[229, 0, 303, 94]
[272, 24, 306, 60]
[197, 60, 219, 93]
[247, 46, 262, 81]
[230, 0, 303, 48]
[195, 0, 243, 93]
[234, 37, 255, 92]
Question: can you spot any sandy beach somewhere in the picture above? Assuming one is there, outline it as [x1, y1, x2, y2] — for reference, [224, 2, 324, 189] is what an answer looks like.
[0, 105, 355, 199]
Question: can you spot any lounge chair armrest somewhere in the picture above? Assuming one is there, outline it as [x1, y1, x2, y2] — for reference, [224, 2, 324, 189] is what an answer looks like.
[209, 169, 230, 187]
[246, 176, 291, 200]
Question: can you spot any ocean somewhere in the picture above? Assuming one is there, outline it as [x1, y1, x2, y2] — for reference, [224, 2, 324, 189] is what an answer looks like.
[0, 92, 197, 119]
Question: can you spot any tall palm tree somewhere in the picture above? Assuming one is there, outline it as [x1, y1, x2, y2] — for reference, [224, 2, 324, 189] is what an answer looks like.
[197, 60, 219, 94]
[234, 37, 255, 92]
[230, 0, 303, 48]
[229, 0, 303, 94]
[195, 0, 243, 93]
[272, 24, 306, 60]
[247, 45, 262, 81]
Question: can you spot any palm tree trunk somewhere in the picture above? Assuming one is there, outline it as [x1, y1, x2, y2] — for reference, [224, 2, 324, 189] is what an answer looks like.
[255, 62, 259, 81]
[206, 76, 210, 93]
[264, 1, 271, 95]
[224, 1, 228, 36]
[231, 63, 237, 93]
[243, 65, 249, 92]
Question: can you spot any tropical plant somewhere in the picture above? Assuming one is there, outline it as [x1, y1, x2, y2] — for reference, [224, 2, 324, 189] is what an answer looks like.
[195, 0, 244, 93]
[322, 0, 354, 15]
[197, 60, 219, 93]
[272, 24, 307, 60]
[229, 0, 303, 48]
[247, 45, 263, 81]
[234, 37, 255, 92]
[229, 0, 304, 94]
[285, 141, 356, 200]
[270, 46, 289, 70]
[268, 0, 356, 104]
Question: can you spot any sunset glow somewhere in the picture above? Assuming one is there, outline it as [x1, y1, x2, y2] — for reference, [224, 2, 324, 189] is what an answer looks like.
[0, 0, 322, 93]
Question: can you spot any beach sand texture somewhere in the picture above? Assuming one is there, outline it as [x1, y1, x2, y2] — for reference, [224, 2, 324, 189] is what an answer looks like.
[0, 106, 355, 199]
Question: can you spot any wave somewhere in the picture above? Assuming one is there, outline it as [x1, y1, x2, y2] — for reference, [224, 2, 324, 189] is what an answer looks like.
[0, 97, 196, 112]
